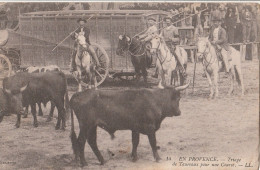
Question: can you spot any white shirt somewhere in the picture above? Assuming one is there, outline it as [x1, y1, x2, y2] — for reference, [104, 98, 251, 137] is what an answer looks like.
[213, 27, 220, 41]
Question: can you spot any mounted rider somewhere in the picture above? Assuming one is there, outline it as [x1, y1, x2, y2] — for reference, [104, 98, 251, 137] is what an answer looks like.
[138, 17, 158, 67]
[70, 18, 101, 72]
[161, 16, 187, 77]
[208, 15, 231, 73]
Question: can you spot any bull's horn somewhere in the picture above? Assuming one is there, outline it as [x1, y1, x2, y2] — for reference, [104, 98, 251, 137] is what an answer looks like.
[175, 81, 190, 91]
[4, 88, 11, 94]
[119, 35, 123, 40]
[126, 36, 130, 42]
[20, 84, 28, 92]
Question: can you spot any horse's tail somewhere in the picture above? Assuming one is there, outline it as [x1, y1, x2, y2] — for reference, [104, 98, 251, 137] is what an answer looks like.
[234, 66, 241, 86]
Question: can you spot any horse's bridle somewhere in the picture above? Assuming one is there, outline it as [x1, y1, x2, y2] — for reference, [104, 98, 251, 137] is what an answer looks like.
[197, 42, 216, 68]
[151, 38, 173, 66]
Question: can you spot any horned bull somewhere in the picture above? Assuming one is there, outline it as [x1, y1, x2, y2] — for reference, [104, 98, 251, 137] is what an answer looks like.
[70, 82, 189, 166]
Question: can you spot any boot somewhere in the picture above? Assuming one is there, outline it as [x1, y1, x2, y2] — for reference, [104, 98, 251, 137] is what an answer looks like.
[70, 51, 77, 72]
[89, 46, 101, 67]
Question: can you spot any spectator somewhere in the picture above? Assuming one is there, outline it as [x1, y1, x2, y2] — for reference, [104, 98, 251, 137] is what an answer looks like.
[250, 5, 258, 42]
[241, 6, 252, 43]
[225, 7, 237, 43]
[219, 3, 226, 27]
[257, 5, 260, 43]
[193, 7, 204, 42]
[209, 4, 221, 26]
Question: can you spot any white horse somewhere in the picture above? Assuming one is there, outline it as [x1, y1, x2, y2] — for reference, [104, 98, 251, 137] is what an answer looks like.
[74, 34, 97, 92]
[150, 34, 188, 89]
[197, 37, 244, 98]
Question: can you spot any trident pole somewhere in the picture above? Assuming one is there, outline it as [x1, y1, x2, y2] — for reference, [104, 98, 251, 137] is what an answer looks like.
[52, 15, 94, 51]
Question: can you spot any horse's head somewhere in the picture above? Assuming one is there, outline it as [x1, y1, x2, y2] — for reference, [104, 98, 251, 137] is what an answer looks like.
[197, 36, 210, 59]
[150, 33, 163, 55]
[116, 35, 131, 56]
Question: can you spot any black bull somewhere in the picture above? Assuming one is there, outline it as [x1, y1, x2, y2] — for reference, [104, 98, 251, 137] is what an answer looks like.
[70, 83, 189, 166]
[2, 71, 69, 130]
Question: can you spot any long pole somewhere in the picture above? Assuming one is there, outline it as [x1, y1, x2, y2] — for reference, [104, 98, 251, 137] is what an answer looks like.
[52, 15, 94, 51]
[192, 52, 197, 92]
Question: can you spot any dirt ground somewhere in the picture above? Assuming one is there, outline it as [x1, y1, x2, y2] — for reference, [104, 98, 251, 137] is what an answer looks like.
[0, 59, 259, 170]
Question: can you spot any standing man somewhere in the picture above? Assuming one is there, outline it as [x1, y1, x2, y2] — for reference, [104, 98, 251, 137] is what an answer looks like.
[225, 7, 237, 43]
[161, 16, 187, 77]
[209, 15, 230, 73]
[70, 18, 101, 72]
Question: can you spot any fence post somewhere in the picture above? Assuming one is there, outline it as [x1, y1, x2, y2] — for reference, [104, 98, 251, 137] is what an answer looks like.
[252, 43, 258, 60]
[240, 44, 246, 61]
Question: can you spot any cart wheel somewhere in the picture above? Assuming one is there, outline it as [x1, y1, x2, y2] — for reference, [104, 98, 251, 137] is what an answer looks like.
[79, 42, 109, 88]
[0, 54, 12, 79]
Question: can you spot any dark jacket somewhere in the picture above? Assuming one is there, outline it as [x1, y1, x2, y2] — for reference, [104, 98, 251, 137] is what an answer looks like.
[209, 26, 229, 51]
[71, 26, 91, 45]
[225, 12, 237, 29]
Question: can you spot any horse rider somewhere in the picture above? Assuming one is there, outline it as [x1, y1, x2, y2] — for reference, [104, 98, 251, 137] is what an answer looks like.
[161, 16, 187, 78]
[208, 15, 230, 74]
[70, 18, 101, 72]
[137, 17, 158, 68]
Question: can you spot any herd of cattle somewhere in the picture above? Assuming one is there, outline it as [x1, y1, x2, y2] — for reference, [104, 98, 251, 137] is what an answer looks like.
[0, 65, 189, 167]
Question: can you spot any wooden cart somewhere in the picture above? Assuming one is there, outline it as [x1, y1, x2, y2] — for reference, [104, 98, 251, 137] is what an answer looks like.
[6, 10, 169, 85]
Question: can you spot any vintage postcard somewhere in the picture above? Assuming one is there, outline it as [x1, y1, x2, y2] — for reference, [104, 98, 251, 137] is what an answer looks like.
[0, 1, 259, 170]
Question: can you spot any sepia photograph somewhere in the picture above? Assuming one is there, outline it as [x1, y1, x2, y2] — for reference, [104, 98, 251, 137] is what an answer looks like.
[0, 1, 259, 169]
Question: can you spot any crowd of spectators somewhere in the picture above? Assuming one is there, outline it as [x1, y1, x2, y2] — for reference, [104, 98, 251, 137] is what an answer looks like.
[166, 3, 259, 44]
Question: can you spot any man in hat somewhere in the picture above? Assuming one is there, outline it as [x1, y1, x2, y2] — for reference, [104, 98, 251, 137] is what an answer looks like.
[160, 16, 187, 77]
[70, 18, 101, 72]
[138, 17, 158, 42]
[208, 15, 231, 73]
[138, 17, 158, 67]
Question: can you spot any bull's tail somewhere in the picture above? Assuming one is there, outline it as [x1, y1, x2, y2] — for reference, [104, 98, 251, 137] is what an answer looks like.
[70, 108, 79, 159]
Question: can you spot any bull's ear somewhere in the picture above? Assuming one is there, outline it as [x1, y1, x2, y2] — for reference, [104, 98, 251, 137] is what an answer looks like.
[4, 88, 11, 94]
[126, 36, 130, 42]
[20, 84, 28, 93]
[119, 35, 123, 40]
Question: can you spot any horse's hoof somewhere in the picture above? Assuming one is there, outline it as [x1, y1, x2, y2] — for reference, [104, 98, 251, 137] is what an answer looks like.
[55, 125, 60, 130]
[23, 115, 28, 118]
[15, 123, 20, 128]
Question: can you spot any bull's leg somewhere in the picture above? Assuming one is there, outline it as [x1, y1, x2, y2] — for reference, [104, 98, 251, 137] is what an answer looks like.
[78, 130, 87, 166]
[228, 67, 235, 96]
[31, 103, 38, 127]
[131, 131, 140, 162]
[87, 126, 105, 165]
[56, 101, 66, 130]
[38, 102, 43, 116]
[46, 102, 55, 122]
[15, 114, 21, 128]
[206, 71, 214, 99]
[147, 133, 161, 162]
[23, 106, 29, 118]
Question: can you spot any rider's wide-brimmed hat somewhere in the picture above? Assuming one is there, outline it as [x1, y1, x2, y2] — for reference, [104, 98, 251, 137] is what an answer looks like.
[77, 18, 87, 23]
